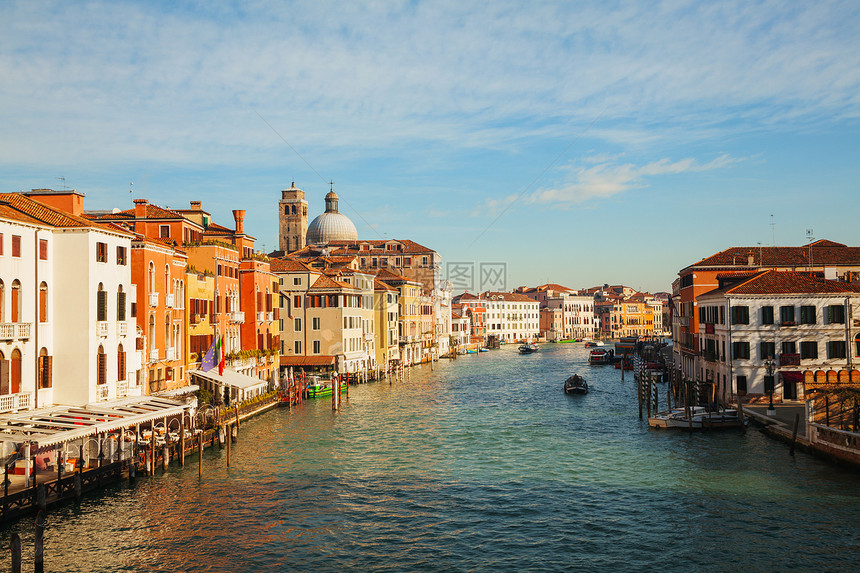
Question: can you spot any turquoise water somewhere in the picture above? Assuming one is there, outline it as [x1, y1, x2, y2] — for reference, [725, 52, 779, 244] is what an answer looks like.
[3, 344, 859, 571]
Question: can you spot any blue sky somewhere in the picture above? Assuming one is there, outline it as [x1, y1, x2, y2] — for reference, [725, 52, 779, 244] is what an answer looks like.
[2, 0, 859, 293]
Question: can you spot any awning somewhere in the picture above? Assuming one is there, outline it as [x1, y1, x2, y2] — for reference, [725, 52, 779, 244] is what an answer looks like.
[279, 356, 336, 367]
[189, 369, 268, 390]
[0, 396, 189, 448]
[780, 371, 804, 383]
[157, 384, 199, 397]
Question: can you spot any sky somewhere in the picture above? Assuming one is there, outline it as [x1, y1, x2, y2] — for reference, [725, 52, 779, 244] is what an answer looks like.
[2, 0, 859, 294]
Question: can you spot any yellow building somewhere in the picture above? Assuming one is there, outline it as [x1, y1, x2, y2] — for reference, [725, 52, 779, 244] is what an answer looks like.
[185, 269, 215, 370]
[376, 269, 422, 365]
[374, 279, 400, 370]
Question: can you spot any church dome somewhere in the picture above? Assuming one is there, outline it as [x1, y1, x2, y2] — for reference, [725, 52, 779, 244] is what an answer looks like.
[306, 190, 358, 244]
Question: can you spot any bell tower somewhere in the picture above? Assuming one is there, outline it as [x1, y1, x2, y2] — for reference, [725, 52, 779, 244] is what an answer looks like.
[278, 182, 308, 253]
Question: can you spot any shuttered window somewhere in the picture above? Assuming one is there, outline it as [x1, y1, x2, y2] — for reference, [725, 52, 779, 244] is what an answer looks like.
[117, 349, 126, 381]
[39, 239, 48, 260]
[97, 290, 108, 321]
[39, 355, 53, 389]
[97, 351, 107, 385]
[117, 291, 127, 321]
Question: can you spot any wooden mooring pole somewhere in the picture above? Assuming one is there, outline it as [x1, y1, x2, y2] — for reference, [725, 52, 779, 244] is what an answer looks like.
[10, 532, 21, 573]
[180, 417, 186, 468]
[637, 376, 643, 419]
[34, 509, 45, 572]
[226, 424, 231, 467]
[198, 432, 203, 479]
[790, 413, 800, 456]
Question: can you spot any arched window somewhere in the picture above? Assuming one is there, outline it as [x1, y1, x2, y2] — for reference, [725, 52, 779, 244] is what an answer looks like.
[11, 349, 21, 394]
[97, 283, 107, 321]
[291, 205, 297, 215]
[164, 313, 170, 353]
[39, 347, 52, 389]
[11, 280, 21, 323]
[148, 315, 156, 359]
[39, 282, 48, 322]
[117, 343, 126, 382]
[0, 280, 5, 322]
[164, 265, 170, 295]
[97, 345, 106, 385]
[148, 261, 155, 292]
[117, 285, 126, 321]
[0, 351, 7, 395]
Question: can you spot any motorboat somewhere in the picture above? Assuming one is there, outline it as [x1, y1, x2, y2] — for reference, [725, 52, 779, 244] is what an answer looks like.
[563, 374, 588, 394]
[588, 348, 615, 365]
[518, 343, 539, 354]
[649, 407, 747, 430]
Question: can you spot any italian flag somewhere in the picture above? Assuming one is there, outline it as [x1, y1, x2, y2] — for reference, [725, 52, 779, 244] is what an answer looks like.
[217, 333, 225, 376]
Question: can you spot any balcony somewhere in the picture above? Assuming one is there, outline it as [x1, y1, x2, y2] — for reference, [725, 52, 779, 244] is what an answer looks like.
[149, 348, 160, 362]
[0, 323, 32, 341]
[96, 385, 110, 401]
[96, 321, 109, 337]
[230, 311, 245, 324]
[266, 312, 274, 322]
[117, 380, 129, 398]
[166, 293, 175, 308]
[118, 322, 128, 336]
[149, 292, 159, 307]
[167, 347, 178, 361]
[702, 350, 717, 362]
[780, 353, 800, 366]
[780, 321, 796, 327]
[0, 392, 32, 413]
[257, 311, 265, 323]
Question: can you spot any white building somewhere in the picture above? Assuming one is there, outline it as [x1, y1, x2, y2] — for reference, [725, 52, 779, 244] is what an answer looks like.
[481, 292, 540, 342]
[434, 280, 453, 358]
[697, 270, 860, 405]
[0, 191, 143, 413]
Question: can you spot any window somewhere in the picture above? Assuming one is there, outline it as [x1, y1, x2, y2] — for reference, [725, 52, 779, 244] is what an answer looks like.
[117, 344, 126, 381]
[39, 239, 48, 260]
[294, 341, 302, 354]
[827, 341, 846, 359]
[736, 375, 747, 395]
[39, 282, 48, 322]
[800, 341, 818, 359]
[12, 235, 21, 257]
[97, 284, 107, 321]
[827, 305, 845, 324]
[313, 340, 321, 354]
[800, 305, 816, 325]
[294, 318, 302, 332]
[293, 277, 301, 286]
[732, 341, 750, 359]
[760, 341, 775, 360]
[117, 246, 127, 265]
[38, 348, 52, 389]
[0, 234, 3, 255]
[730, 306, 749, 325]
[781, 341, 796, 355]
[96, 242, 107, 262]
[780, 306, 795, 324]
[97, 346, 107, 385]
[761, 306, 774, 325]
[159, 225, 170, 238]
[11, 280, 21, 323]
[312, 317, 320, 330]
[294, 295, 301, 308]
[117, 287, 126, 321]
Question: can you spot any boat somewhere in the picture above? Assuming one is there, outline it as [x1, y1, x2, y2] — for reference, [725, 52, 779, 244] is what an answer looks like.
[306, 380, 348, 399]
[518, 343, 539, 354]
[558, 339, 577, 344]
[563, 374, 588, 394]
[584, 342, 597, 348]
[614, 356, 633, 370]
[466, 349, 477, 354]
[479, 348, 489, 352]
[588, 348, 615, 365]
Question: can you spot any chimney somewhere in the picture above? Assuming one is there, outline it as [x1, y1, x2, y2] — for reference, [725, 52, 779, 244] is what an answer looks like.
[134, 198, 148, 218]
[232, 209, 245, 234]
[25, 189, 86, 216]
[190, 201, 202, 210]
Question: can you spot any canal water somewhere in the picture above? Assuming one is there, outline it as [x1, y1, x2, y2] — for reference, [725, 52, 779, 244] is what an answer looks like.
[3, 344, 859, 571]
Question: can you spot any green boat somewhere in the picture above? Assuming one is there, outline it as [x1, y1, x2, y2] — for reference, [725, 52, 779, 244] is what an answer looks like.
[558, 339, 577, 344]
[306, 381, 348, 399]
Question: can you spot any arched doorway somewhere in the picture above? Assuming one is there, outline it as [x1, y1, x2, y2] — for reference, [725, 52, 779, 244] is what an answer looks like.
[11, 348, 22, 394]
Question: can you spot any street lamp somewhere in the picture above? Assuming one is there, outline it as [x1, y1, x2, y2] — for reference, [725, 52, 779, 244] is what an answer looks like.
[764, 358, 776, 416]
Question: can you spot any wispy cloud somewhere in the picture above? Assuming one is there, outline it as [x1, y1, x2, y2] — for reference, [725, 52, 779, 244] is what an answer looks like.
[532, 154, 743, 205]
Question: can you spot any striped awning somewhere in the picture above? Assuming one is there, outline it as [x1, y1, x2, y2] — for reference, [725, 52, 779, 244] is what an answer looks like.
[0, 396, 189, 448]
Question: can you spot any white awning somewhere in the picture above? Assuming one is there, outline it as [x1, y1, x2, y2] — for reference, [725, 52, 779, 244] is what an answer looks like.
[0, 396, 190, 448]
[189, 369, 268, 391]
[156, 384, 199, 397]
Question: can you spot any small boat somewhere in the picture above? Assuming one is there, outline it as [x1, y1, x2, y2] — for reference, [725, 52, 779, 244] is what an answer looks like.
[588, 348, 615, 365]
[648, 407, 747, 430]
[584, 342, 597, 348]
[558, 339, 576, 344]
[306, 380, 348, 399]
[614, 356, 633, 370]
[479, 348, 489, 352]
[563, 374, 588, 394]
[518, 343, 539, 354]
[466, 349, 478, 354]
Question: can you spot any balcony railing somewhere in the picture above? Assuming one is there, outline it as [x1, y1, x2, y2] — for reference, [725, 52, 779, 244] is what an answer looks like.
[230, 311, 245, 324]
[118, 322, 128, 336]
[266, 312, 274, 322]
[257, 311, 265, 323]
[0, 323, 32, 341]
[149, 348, 160, 362]
[702, 350, 717, 362]
[149, 292, 159, 307]
[0, 392, 32, 413]
[780, 353, 801, 366]
[167, 347, 178, 361]
[166, 293, 175, 308]
[117, 380, 129, 398]
[96, 385, 110, 401]
[780, 321, 796, 327]
[96, 321, 109, 337]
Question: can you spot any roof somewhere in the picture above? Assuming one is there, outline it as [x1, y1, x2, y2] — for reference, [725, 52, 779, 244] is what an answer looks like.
[701, 270, 860, 297]
[95, 204, 186, 221]
[309, 274, 359, 291]
[0, 397, 189, 448]
[374, 278, 398, 292]
[375, 268, 413, 283]
[480, 291, 538, 302]
[0, 193, 133, 235]
[685, 241, 860, 271]
[269, 258, 314, 273]
[189, 368, 270, 390]
[280, 355, 337, 367]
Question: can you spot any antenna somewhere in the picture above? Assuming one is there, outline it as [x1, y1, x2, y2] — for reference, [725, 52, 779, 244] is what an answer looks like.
[56, 177, 67, 191]
[758, 242, 763, 268]
[770, 214, 775, 246]
[130, 182, 134, 207]
[807, 228, 815, 271]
